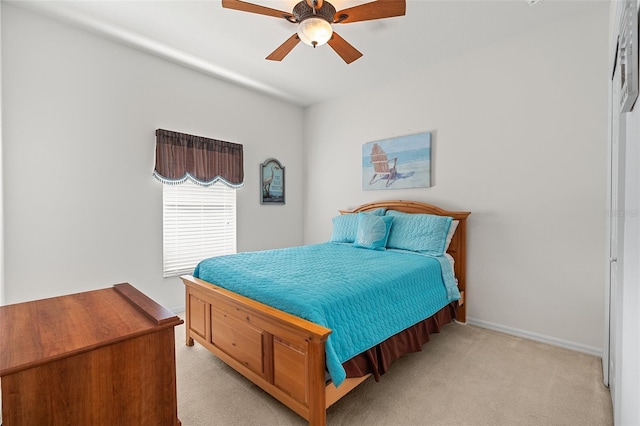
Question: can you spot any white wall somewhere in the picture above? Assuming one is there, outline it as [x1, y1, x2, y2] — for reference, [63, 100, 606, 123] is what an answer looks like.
[1, 3, 304, 311]
[304, 5, 609, 354]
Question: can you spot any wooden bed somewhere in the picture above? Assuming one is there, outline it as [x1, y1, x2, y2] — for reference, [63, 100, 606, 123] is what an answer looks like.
[181, 200, 470, 426]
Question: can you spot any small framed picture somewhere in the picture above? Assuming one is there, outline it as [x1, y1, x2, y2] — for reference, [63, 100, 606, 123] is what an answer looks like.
[260, 158, 285, 204]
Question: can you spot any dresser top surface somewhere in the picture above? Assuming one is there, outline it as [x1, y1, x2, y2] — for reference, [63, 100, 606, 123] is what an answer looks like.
[0, 283, 182, 375]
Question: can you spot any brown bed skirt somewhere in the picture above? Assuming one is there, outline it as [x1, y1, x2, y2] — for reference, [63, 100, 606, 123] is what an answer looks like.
[342, 302, 458, 381]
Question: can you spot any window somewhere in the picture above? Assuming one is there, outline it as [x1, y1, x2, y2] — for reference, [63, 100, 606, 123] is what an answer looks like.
[154, 128, 243, 277]
[162, 181, 236, 277]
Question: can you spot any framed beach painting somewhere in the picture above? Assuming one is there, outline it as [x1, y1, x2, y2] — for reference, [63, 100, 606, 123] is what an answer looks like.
[362, 132, 431, 191]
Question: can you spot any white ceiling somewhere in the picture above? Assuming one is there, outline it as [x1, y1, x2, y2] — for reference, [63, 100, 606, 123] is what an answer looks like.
[13, 0, 605, 107]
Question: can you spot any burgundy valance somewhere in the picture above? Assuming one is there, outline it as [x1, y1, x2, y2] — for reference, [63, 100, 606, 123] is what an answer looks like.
[154, 129, 244, 187]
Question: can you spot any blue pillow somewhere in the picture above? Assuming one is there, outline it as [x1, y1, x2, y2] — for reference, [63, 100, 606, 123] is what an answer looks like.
[330, 214, 358, 243]
[330, 208, 387, 243]
[354, 213, 394, 250]
[385, 210, 453, 255]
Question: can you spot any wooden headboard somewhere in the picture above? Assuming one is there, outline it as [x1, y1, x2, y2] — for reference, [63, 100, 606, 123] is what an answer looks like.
[340, 200, 471, 323]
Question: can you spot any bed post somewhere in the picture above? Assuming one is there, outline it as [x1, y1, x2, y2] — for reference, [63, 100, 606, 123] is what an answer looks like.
[185, 285, 194, 346]
[451, 216, 469, 323]
[307, 338, 327, 426]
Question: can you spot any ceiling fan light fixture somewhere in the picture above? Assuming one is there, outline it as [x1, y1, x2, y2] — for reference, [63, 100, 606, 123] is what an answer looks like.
[297, 18, 333, 47]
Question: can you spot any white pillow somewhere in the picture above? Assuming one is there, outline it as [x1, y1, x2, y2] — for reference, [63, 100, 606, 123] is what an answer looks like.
[445, 220, 459, 251]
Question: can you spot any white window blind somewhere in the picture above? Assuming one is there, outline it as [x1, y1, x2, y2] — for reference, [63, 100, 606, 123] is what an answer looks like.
[162, 181, 236, 277]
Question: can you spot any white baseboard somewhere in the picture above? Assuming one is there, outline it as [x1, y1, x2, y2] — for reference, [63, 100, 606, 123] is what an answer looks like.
[466, 317, 603, 358]
[170, 305, 185, 315]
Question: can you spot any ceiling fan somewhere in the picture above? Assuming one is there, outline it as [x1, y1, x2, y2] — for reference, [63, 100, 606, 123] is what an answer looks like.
[221, 0, 406, 64]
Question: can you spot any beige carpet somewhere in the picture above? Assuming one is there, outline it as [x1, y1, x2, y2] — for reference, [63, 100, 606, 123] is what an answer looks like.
[175, 320, 613, 426]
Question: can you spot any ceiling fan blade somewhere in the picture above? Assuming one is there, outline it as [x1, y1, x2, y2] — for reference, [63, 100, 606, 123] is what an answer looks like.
[266, 34, 301, 61]
[334, 0, 405, 24]
[221, 0, 293, 20]
[327, 32, 363, 64]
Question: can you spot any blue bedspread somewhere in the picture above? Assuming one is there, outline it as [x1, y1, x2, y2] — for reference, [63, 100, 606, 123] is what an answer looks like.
[193, 242, 459, 387]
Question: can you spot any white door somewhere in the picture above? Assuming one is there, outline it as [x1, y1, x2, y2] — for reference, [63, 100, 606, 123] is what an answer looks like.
[605, 44, 626, 392]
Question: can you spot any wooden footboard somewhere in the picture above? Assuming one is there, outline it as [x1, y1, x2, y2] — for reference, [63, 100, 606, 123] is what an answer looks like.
[182, 274, 333, 425]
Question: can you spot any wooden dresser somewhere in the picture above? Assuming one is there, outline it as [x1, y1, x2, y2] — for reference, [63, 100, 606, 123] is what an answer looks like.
[0, 283, 183, 426]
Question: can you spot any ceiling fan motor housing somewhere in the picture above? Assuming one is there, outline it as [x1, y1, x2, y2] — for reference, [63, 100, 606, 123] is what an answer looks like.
[293, 0, 336, 24]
